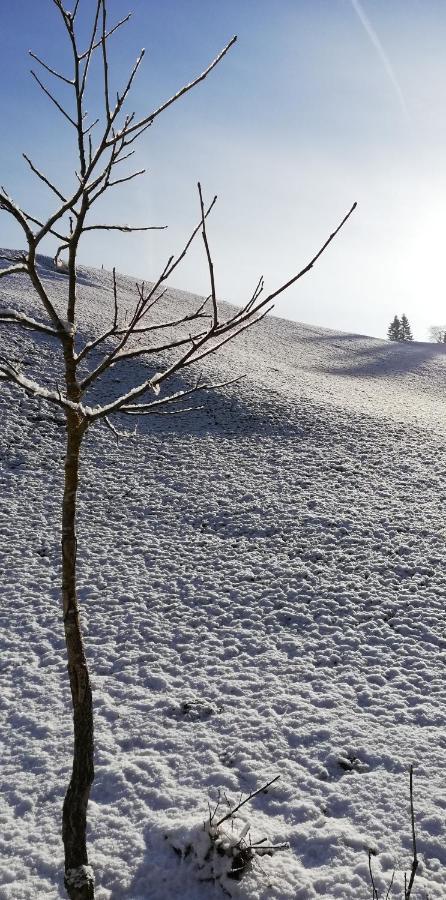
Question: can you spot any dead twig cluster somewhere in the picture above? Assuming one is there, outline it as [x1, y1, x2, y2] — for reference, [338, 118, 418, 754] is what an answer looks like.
[203, 776, 289, 883]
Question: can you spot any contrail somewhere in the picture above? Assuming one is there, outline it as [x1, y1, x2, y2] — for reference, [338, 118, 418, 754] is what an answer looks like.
[349, 0, 409, 118]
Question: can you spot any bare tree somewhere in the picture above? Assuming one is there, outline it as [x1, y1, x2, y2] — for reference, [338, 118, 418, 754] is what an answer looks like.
[428, 326, 446, 343]
[0, 3, 356, 898]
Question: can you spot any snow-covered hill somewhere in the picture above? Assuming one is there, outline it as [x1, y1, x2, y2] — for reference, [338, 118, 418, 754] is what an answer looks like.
[1, 255, 445, 899]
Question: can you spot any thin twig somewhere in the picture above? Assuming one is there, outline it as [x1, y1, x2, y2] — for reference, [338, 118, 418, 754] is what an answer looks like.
[368, 851, 379, 900]
[82, 222, 165, 233]
[30, 70, 77, 126]
[78, 12, 131, 60]
[405, 765, 418, 898]
[0, 263, 28, 279]
[214, 776, 280, 829]
[79, 0, 102, 96]
[385, 870, 395, 900]
[198, 182, 218, 328]
[29, 51, 73, 84]
[23, 154, 68, 203]
[0, 309, 59, 336]
[100, 0, 111, 122]
[105, 36, 237, 148]
[266, 202, 357, 305]
[120, 376, 244, 415]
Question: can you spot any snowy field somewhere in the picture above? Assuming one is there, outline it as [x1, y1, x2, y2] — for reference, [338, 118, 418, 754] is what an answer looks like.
[1, 254, 445, 899]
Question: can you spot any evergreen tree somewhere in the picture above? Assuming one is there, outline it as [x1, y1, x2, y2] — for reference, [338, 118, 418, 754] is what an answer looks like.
[388, 315, 401, 341]
[400, 313, 413, 341]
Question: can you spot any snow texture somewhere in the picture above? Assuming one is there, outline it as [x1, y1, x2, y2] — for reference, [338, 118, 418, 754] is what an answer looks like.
[0, 252, 445, 898]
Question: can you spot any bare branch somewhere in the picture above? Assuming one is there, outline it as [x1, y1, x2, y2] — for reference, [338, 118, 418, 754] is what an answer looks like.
[29, 50, 73, 85]
[214, 776, 280, 829]
[112, 266, 118, 329]
[368, 851, 379, 900]
[78, 13, 131, 60]
[385, 870, 395, 900]
[23, 154, 68, 203]
[0, 252, 24, 264]
[163, 195, 217, 281]
[0, 196, 65, 334]
[0, 188, 36, 243]
[0, 358, 76, 410]
[88, 318, 214, 419]
[85, 371, 161, 421]
[86, 331, 207, 377]
[75, 327, 116, 364]
[75, 286, 178, 365]
[54, 243, 70, 267]
[120, 375, 243, 416]
[113, 149, 135, 166]
[79, 1, 102, 97]
[79, 307, 202, 391]
[114, 300, 210, 335]
[106, 168, 146, 189]
[182, 305, 273, 370]
[198, 182, 218, 327]
[0, 309, 60, 336]
[146, 403, 207, 416]
[78, 197, 216, 370]
[23, 212, 69, 242]
[27, 247, 69, 333]
[82, 222, 165, 233]
[31, 70, 77, 127]
[0, 263, 28, 279]
[103, 415, 136, 440]
[405, 765, 418, 898]
[83, 117, 99, 136]
[192, 200, 356, 344]
[28, 33, 230, 245]
[119, 119, 151, 150]
[265, 202, 357, 305]
[106, 36, 237, 149]
[111, 50, 145, 124]
[100, 0, 111, 122]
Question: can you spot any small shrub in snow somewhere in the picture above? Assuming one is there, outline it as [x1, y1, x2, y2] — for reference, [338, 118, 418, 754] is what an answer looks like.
[169, 776, 289, 895]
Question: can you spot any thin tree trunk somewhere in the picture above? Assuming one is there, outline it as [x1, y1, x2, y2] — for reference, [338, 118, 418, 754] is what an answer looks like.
[61, 414, 95, 900]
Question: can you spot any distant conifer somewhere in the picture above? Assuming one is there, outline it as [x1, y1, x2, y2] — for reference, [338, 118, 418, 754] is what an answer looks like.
[388, 315, 401, 341]
[388, 314, 413, 342]
[400, 313, 413, 341]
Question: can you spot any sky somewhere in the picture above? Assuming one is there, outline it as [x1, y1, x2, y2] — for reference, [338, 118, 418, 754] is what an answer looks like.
[1, 0, 446, 341]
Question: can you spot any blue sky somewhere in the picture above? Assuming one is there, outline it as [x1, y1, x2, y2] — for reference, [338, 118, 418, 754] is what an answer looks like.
[1, 1, 446, 340]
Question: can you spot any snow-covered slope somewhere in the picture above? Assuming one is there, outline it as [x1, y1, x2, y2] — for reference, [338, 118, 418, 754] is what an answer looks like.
[1, 255, 445, 899]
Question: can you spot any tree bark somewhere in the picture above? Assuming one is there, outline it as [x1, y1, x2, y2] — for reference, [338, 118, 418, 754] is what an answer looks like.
[61, 413, 95, 900]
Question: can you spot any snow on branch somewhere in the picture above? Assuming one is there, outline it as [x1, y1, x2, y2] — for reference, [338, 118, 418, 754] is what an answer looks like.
[120, 375, 244, 416]
[0, 308, 60, 337]
[0, 262, 28, 279]
[0, 189, 35, 243]
[82, 222, 166, 233]
[0, 358, 81, 412]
